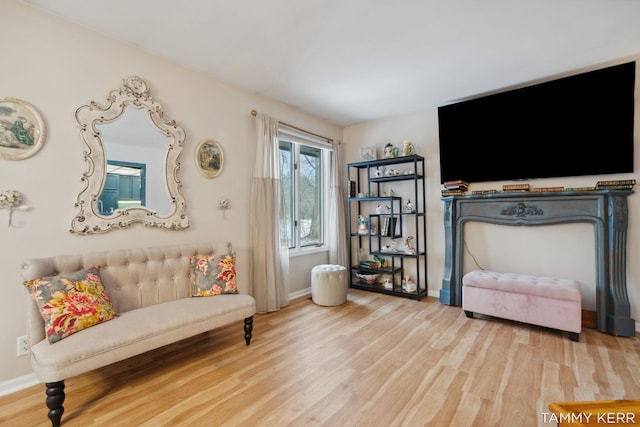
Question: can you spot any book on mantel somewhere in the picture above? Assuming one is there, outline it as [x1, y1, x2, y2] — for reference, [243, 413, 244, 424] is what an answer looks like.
[443, 179, 469, 191]
[595, 179, 636, 190]
[471, 189, 498, 195]
[596, 184, 635, 190]
[596, 179, 636, 186]
[441, 189, 466, 197]
[502, 183, 530, 192]
[565, 187, 596, 191]
[444, 179, 469, 187]
[531, 187, 564, 192]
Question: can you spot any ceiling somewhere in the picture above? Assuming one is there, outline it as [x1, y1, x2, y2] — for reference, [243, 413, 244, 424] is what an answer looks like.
[24, 0, 640, 127]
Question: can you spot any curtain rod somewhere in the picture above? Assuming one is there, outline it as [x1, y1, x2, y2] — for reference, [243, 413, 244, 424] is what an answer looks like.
[251, 109, 337, 144]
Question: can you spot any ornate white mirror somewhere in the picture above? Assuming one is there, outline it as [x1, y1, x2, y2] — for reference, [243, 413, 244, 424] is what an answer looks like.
[70, 76, 189, 234]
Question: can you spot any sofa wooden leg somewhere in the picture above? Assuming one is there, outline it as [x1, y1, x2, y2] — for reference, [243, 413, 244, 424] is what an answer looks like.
[45, 381, 65, 427]
[244, 316, 254, 345]
[568, 332, 579, 342]
[464, 310, 474, 318]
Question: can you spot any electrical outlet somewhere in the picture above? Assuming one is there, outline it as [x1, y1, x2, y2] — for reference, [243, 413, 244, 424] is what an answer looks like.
[17, 335, 29, 357]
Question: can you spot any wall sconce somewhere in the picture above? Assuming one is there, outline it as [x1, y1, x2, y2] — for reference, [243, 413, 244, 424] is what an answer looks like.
[0, 190, 29, 227]
[217, 198, 230, 210]
[218, 197, 230, 219]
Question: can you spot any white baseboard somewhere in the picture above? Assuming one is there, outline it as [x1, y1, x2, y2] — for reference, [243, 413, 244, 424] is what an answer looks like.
[0, 373, 39, 397]
[289, 288, 312, 300]
[299, 287, 440, 300]
[427, 289, 440, 299]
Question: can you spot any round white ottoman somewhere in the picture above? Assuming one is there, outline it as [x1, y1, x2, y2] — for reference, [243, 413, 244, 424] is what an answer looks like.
[311, 264, 348, 306]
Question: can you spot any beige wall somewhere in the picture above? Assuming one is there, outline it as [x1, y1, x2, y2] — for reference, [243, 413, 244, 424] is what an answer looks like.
[342, 56, 640, 330]
[0, 0, 340, 388]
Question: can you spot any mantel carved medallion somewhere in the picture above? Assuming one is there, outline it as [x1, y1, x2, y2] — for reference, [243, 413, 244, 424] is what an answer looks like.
[501, 202, 543, 218]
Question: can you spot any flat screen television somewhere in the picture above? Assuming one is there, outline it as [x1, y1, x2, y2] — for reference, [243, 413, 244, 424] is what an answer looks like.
[437, 61, 636, 184]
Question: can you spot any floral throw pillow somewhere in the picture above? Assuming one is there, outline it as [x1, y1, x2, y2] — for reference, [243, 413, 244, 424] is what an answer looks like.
[23, 266, 116, 344]
[189, 253, 238, 297]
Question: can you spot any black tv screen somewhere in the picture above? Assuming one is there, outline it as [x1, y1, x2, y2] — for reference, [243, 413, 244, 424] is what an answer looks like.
[438, 61, 636, 184]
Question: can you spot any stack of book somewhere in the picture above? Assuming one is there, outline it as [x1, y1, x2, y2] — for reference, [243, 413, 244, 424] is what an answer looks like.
[532, 186, 565, 192]
[348, 180, 356, 197]
[502, 183, 530, 192]
[381, 216, 398, 237]
[471, 189, 498, 195]
[565, 186, 596, 191]
[442, 179, 469, 196]
[595, 179, 636, 190]
[359, 260, 381, 270]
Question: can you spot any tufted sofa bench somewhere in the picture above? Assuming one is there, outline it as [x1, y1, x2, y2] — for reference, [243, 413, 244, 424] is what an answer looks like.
[20, 241, 256, 427]
[462, 269, 581, 341]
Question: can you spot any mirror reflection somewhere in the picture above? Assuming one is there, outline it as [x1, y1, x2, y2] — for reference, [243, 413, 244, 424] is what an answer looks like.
[98, 161, 145, 215]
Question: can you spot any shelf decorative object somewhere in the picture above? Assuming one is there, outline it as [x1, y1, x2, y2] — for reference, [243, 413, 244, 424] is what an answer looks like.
[402, 140, 414, 156]
[357, 215, 368, 234]
[356, 273, 379, 285]
[360, 147, 377, 161]
[383, 143, 399, 158]
[402, 199, 415, 213]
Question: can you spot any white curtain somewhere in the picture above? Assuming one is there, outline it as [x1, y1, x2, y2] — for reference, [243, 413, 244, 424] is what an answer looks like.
[249, 114, 290, 313]
[327, 140, 348, 267]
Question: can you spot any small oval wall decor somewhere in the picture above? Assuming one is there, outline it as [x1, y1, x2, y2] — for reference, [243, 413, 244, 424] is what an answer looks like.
[0, 97, 46, 160]
[196, 139, 224, 178]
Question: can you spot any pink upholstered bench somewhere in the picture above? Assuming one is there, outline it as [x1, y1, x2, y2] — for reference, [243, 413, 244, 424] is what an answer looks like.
[462, 269, 582, 341]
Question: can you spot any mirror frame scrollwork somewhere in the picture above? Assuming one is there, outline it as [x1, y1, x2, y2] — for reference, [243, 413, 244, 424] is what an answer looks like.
[70, 76, 189, 234]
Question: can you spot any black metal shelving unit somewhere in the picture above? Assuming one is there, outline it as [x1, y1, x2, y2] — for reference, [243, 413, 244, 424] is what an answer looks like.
[347, 154, 427, 300]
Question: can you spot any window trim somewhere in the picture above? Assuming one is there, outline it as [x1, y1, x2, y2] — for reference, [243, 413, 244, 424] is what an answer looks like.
[278, 125, 332, 254]
[279, 124, 333, 150]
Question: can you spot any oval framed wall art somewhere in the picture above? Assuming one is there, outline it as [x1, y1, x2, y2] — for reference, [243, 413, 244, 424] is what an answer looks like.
[0, 97, 46, 160]
[195, 139, 224, 178]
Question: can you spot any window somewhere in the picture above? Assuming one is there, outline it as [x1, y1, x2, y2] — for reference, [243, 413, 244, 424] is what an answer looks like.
[278, 126, 331, 251]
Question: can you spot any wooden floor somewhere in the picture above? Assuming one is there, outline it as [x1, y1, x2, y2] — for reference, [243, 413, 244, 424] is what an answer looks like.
[2, 290, 639, 427]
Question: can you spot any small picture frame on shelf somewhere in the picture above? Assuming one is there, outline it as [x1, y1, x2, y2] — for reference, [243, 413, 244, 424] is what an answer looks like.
[360, 147, 376, 161]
